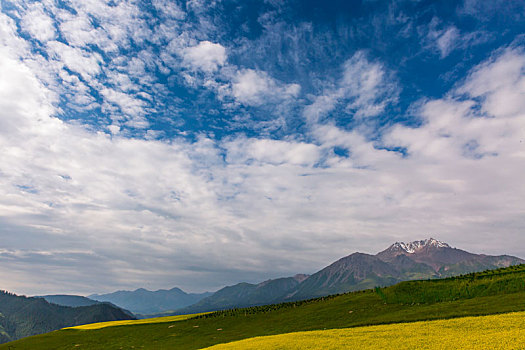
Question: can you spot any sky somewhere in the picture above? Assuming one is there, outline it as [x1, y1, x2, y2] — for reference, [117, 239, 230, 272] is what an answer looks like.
[0, 0, 524, 296]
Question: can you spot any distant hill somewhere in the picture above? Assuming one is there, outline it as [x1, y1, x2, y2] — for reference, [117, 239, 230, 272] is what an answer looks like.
[0, 290, 135, 344]
[37, 295, 101, 307]
[89, 287, 212, 316]
[173, 275, 308, 315]
[36, 295, 135, 318]
[176, 238, 524, 313]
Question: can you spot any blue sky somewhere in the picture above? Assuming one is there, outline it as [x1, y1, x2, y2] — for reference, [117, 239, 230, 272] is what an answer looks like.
[0, 0, 524, 295]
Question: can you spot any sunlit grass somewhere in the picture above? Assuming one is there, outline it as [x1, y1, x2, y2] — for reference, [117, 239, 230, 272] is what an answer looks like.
[203, 311, 525, 349]
[66, 312, 211, 330]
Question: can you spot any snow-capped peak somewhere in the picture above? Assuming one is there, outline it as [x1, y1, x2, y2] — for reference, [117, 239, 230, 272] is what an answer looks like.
[390, 238, 450, 254]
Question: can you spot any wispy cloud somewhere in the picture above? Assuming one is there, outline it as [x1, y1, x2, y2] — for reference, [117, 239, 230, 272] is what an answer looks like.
[433, 26, 460, 58]
[229, 68, 300, 107]
[304, 51, 398, 123]
[423, 18, 493, 59]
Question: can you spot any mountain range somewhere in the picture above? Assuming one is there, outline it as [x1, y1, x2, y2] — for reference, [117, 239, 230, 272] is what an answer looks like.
[173, 274, 309, 314]
[170, 238, 524, 315]
[88, 287, 212, 316]
[41, 238, 525, 318]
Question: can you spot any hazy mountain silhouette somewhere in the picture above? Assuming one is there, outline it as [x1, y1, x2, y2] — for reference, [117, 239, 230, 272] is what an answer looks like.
[89, 287, 212, 315]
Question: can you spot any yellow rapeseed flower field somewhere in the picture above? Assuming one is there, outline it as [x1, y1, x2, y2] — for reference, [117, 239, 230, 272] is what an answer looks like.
[203, 311, 525, 349]
[65, 312, 211, 330]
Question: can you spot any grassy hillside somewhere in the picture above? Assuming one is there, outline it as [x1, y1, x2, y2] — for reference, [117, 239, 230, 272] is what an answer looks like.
[377, 264, 525, 304]
[0, 291, 135, 344]
[3, 264, 525, 349]
[203, 311, 525, 349]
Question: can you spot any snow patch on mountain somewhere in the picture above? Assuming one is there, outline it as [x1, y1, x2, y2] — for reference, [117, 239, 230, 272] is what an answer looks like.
[391, 238, 450, 254]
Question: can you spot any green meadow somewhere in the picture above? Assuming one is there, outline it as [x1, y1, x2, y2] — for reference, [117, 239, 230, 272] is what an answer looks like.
[3, 265, 525, 350]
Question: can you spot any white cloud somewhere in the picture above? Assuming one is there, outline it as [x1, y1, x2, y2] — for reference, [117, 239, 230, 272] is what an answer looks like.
[65, 0, 152, 48]
[224, 137, 320, 166]
[100, 87, 147, 121]
[341, 51, 396, 117]
[385, 48, 525, 160]
[47, 41, 102, 80]
[433, 26, 460, 58]
[424, 19, 491, 59]
[106, 71, 135, 92]
[21, 3, 56, 42]
[186, 0, 218, 14]
[0, 10, 30, 59]
[232, 69, 270, 105]
[0, 40, 56, 137]
[107, 124, 121, 134]
[183, 41, 227, 72]
[302, 94, 339, 124]
[304, 51, 398, 122]
[152, 0, 186, 20]
[59, 70, 97, 109]
[12, 2, 164, 130]
[381, 49, 525, 250]
[231, 68, 300, 106]
[459, 48, 525, 118]
[58, 12, 112, 50]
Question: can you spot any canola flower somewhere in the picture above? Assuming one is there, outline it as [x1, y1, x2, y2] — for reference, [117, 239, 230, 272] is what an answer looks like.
[202, 311, 525, 349]
[66, 312, 211, 330]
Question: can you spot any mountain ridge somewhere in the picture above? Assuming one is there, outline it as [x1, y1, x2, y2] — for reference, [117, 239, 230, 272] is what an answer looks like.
[36, 295, 101, 308]
[0, 291, 135, 344]
[173, 275, 308, 315]
[383, 238, 451, 254]
[169, 238, 524, 315]
[89, 287, 212, 316]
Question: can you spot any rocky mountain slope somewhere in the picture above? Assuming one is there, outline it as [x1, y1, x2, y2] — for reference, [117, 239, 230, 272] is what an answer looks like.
[175, 238, 524, 313]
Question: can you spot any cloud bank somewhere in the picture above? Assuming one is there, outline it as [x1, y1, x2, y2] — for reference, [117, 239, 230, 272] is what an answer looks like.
[0, 1, 523, 295]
